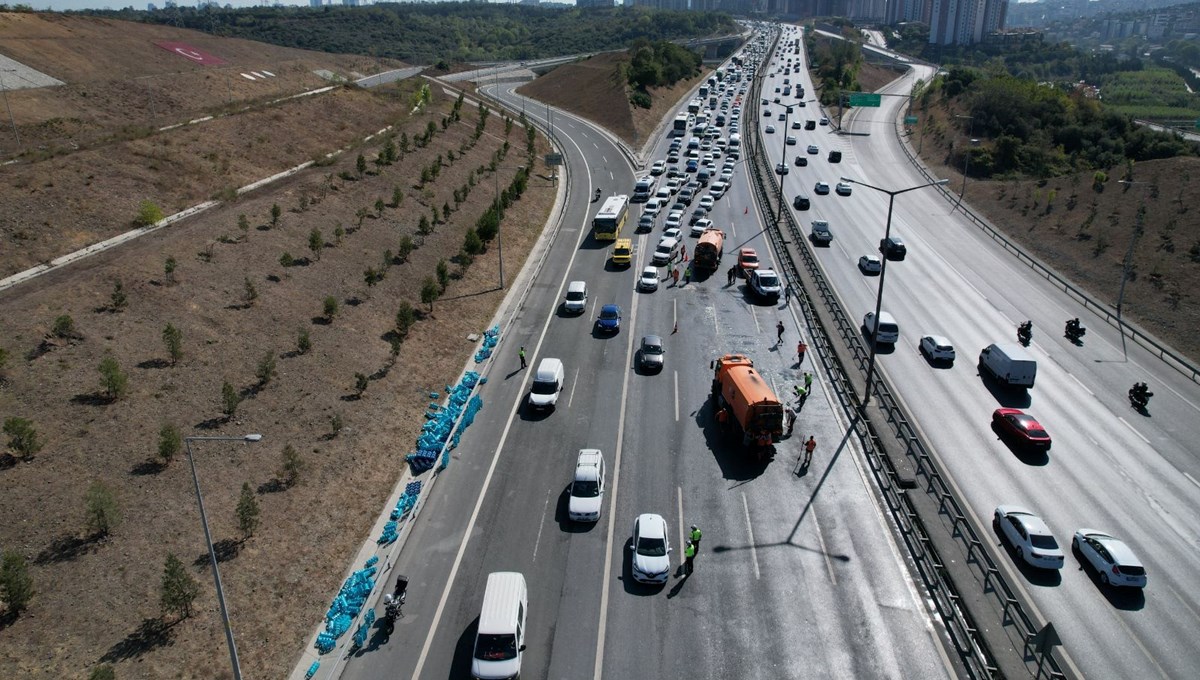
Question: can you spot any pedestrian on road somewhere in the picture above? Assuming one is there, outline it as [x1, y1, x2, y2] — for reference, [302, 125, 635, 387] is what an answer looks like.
[684, 263, 693, 284]
[684, 540, 696, 576]
[690, 525, 702, 553]
[785, 404, 797, 436]
[793, 385, 808, 411]
[804, 371, 813, 391]
[681, 244, 688, 261]
[727, 266, 736, 286]
[716, 406, 729, 434]
[797, 340, 808, 366]
[776, 321, 785, 343]
[519, 346, 527, 369]
[672, 267, 680, 286]
[804, 435, 816, 465]
[784, 284, 793, 305]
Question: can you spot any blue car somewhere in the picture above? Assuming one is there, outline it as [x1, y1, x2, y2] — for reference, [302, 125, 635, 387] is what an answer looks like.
[685, 159, 699, 173]
[596, 304, 622, 334]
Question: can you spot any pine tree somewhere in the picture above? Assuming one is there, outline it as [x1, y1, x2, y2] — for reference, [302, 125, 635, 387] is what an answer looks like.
[0, 550, 34, 615]
[160, 553, 198, 620]
[158, 423, 181, 465]
[84, 481, 121, 538]
[162, 323, 183, 365]
[236, 482, 260, 539]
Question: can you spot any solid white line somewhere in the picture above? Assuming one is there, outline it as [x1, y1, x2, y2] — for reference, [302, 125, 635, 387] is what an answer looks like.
[1184, 472, 1200, 490]
[567, 367, 581, 409]
[1118, 416, 1151, 444]
[1067, 371, 1094, 396]
[741, 493, 761, 580]
[532, 493, 550, 558]
[673, 370, 680, 422]
[593, 230, 643, 680]
[411, 104, 599, 680]
[811, 505, 837, 585]
[672, 298, 678, 331]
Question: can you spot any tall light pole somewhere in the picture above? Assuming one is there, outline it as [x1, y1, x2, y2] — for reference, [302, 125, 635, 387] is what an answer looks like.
[0, 68, 21, 151]
[839, 176, 949, 408]
[184, 433, 263, 680]
[493, 165, 525, 290]
[953, 114, 976, 209]
[1115, 179, 1150, 359]
[775, 105, 794, 221]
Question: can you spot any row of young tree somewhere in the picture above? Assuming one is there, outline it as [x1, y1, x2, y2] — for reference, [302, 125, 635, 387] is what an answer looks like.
[76, 4, 738, 66]
[624, 39, 704, 109]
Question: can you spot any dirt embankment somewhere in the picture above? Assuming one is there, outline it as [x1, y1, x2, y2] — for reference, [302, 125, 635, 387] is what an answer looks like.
[517, 50, 711, 151]
[0, 13, 557, 680]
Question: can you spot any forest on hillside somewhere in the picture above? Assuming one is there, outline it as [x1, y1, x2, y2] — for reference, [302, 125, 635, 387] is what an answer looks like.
[76, 3, 739, 65]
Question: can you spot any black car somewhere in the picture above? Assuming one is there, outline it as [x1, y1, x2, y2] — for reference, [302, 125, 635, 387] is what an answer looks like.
[880, 236, 907, 260]
[793, 156, 808, 167]
[804, 120, 816, 130]
[828, 150, 842, 163]
[792, 195, 810, 210]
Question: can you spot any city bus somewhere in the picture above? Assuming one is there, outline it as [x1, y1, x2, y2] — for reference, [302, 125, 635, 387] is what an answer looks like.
[592, 195, 629, 241]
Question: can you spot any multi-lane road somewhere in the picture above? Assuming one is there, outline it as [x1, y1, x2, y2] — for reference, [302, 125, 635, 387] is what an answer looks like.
[340, 24, 955, 680]
[336, 21, 1200, 680]
[759, 27, 1200, 680]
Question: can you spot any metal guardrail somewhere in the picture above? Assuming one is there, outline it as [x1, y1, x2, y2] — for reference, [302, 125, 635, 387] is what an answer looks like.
[747, 32, 1064, 679]
[891, 126, 1199, 384]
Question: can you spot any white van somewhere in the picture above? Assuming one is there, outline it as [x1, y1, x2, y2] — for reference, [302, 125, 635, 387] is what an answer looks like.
[563, 281, 587, 314]
[651, 237, 681, 266]
[863, 311, 900, 344]
[528, 358, 564, 411]
[471, 572, 528, 680]
[568, 449, 606, 522]
[978, 343, 1038, 388]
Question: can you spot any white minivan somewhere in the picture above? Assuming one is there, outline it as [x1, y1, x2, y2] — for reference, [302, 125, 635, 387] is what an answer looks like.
[651, 237, 681, 266]
[563, 281, 587, 314]
[863, 311, 900, 344]
[528, 358, 564, 411]
[471, 572, 528, 680]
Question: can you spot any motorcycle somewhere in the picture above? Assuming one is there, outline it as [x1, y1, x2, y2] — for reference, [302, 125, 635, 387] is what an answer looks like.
[1065, 319, 1086, 344]
[1128, 384, 1153, 412]
[592, 188, 601, 203]
[383, 574, 408, 625]
[1017, 321, 1032, 346]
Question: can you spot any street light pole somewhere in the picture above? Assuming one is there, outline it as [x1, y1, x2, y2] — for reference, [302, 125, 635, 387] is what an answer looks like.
[954, 114, 976, 210]
[184, 433, 263, 680]
[840, 176, 949, 408]
[776, 106, 793, 221]
[1115, 179, 1150, 359]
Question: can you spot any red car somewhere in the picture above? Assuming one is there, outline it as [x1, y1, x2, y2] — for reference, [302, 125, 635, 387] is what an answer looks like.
[992, 408, 1052, 451]
[737, 248, 760, 276]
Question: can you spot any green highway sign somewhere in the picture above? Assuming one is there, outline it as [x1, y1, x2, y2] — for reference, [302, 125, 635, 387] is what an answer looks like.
[848, 93, 882, 107]
[904, 115, 919, 125]
[1195, 118, 1200, 129]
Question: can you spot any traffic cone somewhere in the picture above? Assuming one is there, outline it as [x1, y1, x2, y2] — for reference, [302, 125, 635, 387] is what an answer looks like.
[744, 206, 748, 214]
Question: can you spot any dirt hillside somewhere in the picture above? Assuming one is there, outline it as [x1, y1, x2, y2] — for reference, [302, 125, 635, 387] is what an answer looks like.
[517, 50, 710, 150]
[0, 13, 557, 680]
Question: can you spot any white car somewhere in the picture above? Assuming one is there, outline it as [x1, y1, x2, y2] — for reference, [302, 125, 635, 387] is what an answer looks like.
[689, 218, 714, 236]
[655, 186, 671, 201]
[765, 124, 776, 133]
[819, 116, 829, 125]
[666, 176, 682, 193]
[665, 211, 683, 230]
[643, 199, 663, 217]
[785, 135, 797, 146]
[629, 513, 672, 584]
[709, 181, 728, 198]
[568, 449, 605, 522]
[719, 170, 733, 184]
[858, 255, 882, 274]
[699, 195, 715, 210]
[650, 160, 666, 176]
[919, 335, 956, 362]
[993, 506, 1065, 570]
[835, 182, 853, 196]
[807, 144, 819, 154]
[662, 227, 682, 242]
[1072, 529, 1147, 588]
[637, 266, 659, 292]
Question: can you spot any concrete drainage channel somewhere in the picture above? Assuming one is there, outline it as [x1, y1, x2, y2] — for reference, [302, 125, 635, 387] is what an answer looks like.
[746, 32, 1067, 680]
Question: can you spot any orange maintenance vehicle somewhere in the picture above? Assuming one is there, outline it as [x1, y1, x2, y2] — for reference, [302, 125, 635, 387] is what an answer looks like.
[693, 228, 725, 272]
[710, 354, 784, 458]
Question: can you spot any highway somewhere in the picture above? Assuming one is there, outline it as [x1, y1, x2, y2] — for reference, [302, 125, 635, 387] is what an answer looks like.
[759, 26, 1200, 680]
[339, 24, 954, 680]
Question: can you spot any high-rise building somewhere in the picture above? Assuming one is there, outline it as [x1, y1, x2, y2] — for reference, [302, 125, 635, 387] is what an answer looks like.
[576, 0, 615, 7]
[928, 0, 1006, 45]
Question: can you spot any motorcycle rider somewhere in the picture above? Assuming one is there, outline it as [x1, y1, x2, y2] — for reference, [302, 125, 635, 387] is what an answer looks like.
[1018, 320, 1033, 341]
[1130, 382, 1154, 407]
[1066, 317, 1083, 337]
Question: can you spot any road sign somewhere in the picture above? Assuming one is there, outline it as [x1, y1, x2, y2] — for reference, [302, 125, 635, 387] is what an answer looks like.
[904, 115, 919, 125]
[1195, 118, 1200, 130]
[544, 153, 563, 166]
[848, 93, 882, 107]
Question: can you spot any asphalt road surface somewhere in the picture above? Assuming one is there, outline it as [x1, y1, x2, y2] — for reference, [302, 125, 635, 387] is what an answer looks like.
[760, 28, 1200, 680]
[340, 26, 953, 680]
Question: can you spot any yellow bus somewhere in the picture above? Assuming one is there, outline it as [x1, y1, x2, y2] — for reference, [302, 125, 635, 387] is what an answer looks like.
[593, 195, 629, 241]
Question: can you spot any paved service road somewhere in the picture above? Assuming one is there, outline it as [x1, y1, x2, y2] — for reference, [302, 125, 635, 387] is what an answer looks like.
[760, 27, 1200, 680]
[341, 25, 953, 680]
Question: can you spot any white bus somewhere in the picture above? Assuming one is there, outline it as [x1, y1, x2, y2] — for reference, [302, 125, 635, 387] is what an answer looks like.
[672, 112, 690, 137]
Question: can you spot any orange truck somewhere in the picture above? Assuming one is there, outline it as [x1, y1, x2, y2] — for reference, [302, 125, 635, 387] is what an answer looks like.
[710, 354, 784, 456]
[693, 228, 725, 272]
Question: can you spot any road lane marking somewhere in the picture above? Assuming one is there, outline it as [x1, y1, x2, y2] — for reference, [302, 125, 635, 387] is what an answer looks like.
[1185, 472, 1200, 489]
[673, 370, 680, 422]
[1067, 371, 1094, 396]
[677, 486, 686, 557]
[532, 492, 550, 558]
[810, 504, 837, 585]
[1118, 416, 1151, 444]
[411, 106, 600, 680]
[741, 493, 761, 580]
[593, 235, 643, 680]
[567, 367, 581, 409]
